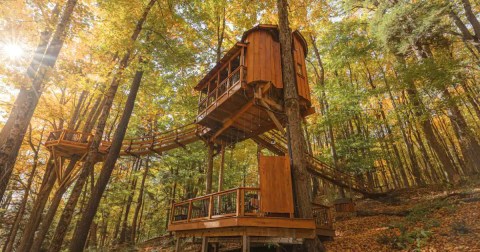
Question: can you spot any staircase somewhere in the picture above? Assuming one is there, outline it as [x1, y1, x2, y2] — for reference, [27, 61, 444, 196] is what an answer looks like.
[253, 130, 387, 197]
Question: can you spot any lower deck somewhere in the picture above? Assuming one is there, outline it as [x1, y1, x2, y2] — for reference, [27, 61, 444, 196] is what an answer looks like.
[171, 217, 335, 239]
[168, 188, 334, 249]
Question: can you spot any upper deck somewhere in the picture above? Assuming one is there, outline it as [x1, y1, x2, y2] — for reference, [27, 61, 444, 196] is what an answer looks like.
[195, 25, 314, 145]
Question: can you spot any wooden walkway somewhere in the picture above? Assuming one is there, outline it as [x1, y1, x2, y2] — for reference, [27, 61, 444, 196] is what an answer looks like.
[45, 124, 384, 196]
[45, 123, 199, 159]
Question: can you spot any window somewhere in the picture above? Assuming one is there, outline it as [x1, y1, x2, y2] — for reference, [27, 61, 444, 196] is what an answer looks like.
[297, 63, 303, 76]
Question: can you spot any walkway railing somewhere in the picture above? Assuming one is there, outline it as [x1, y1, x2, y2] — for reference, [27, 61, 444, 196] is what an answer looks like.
[46, 129, 93, 146]
[170, 187, 260, 223]
[45, 123, 199, 156]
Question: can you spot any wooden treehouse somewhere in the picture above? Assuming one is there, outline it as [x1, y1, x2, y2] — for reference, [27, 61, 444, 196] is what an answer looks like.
[44, 24, 386, 251]
[169, 25, 333, 251]
[195, 24, 313, 145]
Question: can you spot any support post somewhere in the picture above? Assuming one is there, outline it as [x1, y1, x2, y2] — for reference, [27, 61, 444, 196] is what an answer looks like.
[201, 237, 209, 252]
[206, 142, 214, 194]
[218, 145, 225, 192]
[175, 238, 180, 252]
[242, 235, 250, 252]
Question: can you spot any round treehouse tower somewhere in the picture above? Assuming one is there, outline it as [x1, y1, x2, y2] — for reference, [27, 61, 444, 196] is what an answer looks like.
[195, 24, 314, 146]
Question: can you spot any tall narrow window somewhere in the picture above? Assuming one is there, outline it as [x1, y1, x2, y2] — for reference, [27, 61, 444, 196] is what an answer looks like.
[297, 63, 303, 76]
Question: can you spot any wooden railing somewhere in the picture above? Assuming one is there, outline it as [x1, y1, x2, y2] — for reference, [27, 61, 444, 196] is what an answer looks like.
[170, 187, 260, 224]
[198, 66, 246, 119]
[312, 204, 334, 230]
[45, 123, 199, 156]
[46, 129, 93, 146]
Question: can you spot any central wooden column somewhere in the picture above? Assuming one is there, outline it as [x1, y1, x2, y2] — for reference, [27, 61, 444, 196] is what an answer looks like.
[218, 145, 225, 192]
[206, 142, 214, 194]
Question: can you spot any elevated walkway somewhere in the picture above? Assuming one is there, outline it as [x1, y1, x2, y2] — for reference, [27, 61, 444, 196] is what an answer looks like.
[45, 123, 199, 159]
[45, 125, 385, 197]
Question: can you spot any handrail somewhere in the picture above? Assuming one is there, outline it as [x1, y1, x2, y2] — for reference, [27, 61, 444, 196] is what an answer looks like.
[170, 187, 260, 224]
[172, 187, 258, 206]
[198, 66, 245, 115]
[45, 123, 199, 156]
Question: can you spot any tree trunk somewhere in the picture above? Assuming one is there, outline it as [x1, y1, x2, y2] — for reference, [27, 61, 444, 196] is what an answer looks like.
[119, 159, 141, 244]
[47, 95, 104, 252]
[277, 0, 324, 251]
[131, 156, 150, 243]
[29, 158, 79, 251]
[68, 65, 146, 251]
[0, 0, 77, 200]
[2, 127, 44, 252]
[16, 158, 56, 252]
[443, 89, 480, 174]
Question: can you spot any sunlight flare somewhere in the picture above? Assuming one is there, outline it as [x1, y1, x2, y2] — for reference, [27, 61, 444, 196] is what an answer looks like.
[1, 43, 25, 60]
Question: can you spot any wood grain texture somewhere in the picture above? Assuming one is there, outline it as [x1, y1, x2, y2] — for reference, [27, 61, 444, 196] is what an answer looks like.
[259, 155, 294, 214]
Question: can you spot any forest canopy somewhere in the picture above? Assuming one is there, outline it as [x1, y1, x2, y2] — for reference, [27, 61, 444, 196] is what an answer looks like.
[0, 0, 479, 251]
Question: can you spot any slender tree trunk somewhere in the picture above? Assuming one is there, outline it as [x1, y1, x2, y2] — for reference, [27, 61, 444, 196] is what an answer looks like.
[277, 1, 324, 251]
[131, 156, 149, 243]
[16, 157, 56, 252]
[69, 64, 147, 251]
[443, 89, 480, 174]
[46, 93, 103, 252]
[2, 127, 44, 252]
[29, 158, 79, 251]
[119, 159, 141, 244]
[0, 0, 77, 199]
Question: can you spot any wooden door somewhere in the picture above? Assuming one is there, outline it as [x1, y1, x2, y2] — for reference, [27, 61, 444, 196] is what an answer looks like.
[258, 155, 294, 214]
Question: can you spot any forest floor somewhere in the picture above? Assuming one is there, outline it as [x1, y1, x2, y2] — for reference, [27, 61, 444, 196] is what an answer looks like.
[324, 181, 480, 251]
[137, 181, 480, 252]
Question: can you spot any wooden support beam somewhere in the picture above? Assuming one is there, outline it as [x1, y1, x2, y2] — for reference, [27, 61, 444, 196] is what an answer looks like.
[242, 235, 250, 252]
[258, 99, 286, 135]
[218, 145, 225, 192]
[175, 238, 180, 252]
[201, 237, 209, 252]
[206, 143, 214, 194]
[211, 100, 254, 141]
[148, 146, 163, 156]
[262, 96, 284, 111]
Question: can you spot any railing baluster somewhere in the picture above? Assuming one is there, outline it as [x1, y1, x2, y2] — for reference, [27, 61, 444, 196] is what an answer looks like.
[236, 189, 240, 217]
[208, 195, 213, 219]
[187, 200, 192, 222]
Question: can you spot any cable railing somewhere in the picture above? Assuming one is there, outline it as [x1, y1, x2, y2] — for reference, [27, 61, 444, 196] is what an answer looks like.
[170, 187, 260, 224]
[197, 66, 246, 120]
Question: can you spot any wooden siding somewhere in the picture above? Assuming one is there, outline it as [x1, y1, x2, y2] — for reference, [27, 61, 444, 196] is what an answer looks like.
[293, 34, 311, 104]
[244, 30, 283, 89]
[259, 155, 294, 214]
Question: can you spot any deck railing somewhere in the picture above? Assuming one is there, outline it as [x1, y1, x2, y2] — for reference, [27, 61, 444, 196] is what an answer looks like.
[45, 123, 199, 156]
[197, 66, 246, 119]
[46, 129, 93, 146]
[312, 205, 334, 230]
[170, 187, 260, 224]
